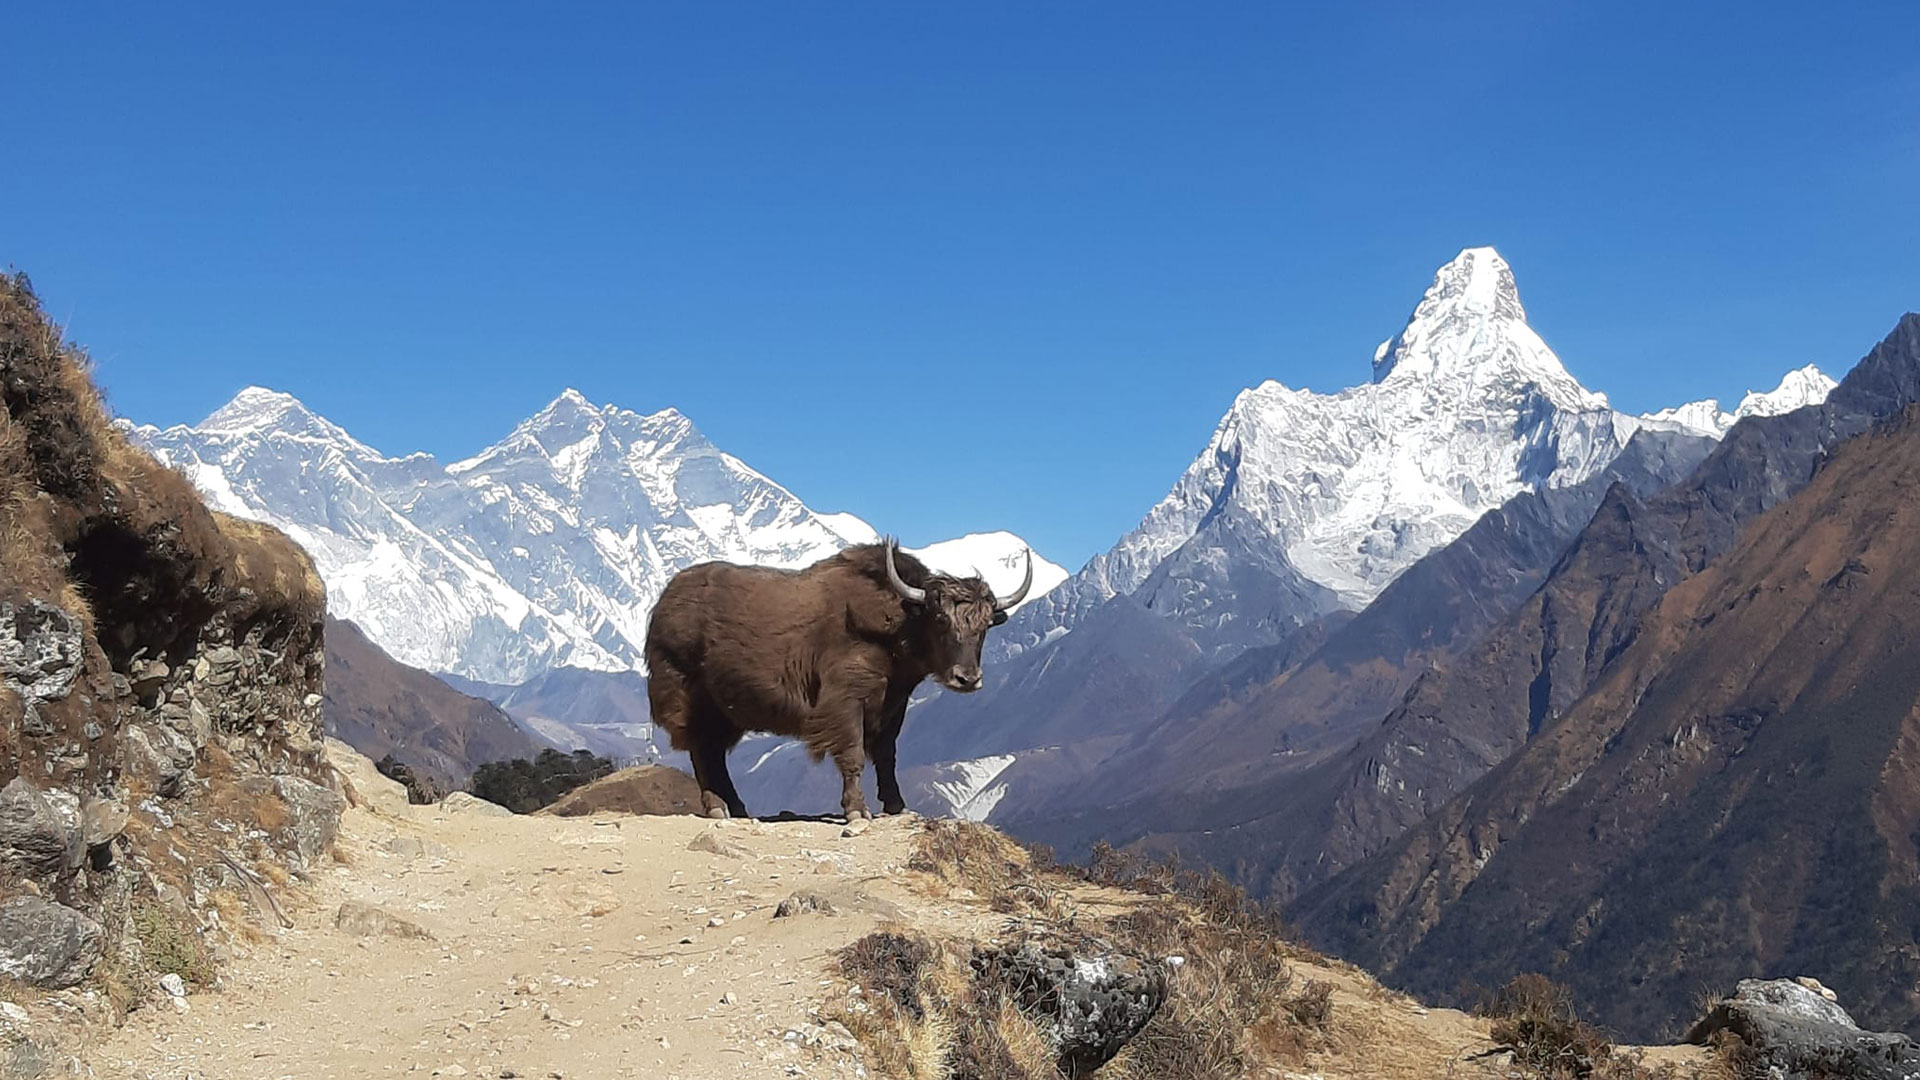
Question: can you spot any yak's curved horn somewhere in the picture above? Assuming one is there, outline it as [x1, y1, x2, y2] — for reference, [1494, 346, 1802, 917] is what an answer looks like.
[884, 538, 927, 604]
[993, 549, 1034, 613]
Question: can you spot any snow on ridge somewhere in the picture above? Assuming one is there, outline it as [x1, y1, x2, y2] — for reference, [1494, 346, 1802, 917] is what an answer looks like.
[999, 246, 1820, 662]
[907, 532, 1069, 612]
[1639, 364, 1836, 438]
[133, 386, 1058, 685]
[924, 754, 1019, 821]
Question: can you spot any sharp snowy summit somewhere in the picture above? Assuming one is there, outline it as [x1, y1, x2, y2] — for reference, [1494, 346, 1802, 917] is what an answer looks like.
[131, 389, 1056, 684]
[998, 246, 1833, 663]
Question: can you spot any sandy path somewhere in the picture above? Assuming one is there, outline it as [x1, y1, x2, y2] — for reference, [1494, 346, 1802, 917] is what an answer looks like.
[96, 795, 924, 1080]
[87, 757, 1713, 1080]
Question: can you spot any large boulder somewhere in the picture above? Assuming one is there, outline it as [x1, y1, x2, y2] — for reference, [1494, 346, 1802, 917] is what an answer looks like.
[0, 778, 80, 881]
[972, 941, 1167, 1077]
[0, 896, 103, 989]
[1687, 978, 1920, 1080]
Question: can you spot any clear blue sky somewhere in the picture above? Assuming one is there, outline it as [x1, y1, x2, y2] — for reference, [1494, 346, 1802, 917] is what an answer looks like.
[4, 3, 1917, 568]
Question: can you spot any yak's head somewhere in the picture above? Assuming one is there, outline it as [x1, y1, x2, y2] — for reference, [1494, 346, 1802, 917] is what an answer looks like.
[885, 539, 1032, 693]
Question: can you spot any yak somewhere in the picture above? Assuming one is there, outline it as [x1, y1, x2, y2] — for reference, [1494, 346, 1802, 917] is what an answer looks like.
[644, 539, 1031, 821]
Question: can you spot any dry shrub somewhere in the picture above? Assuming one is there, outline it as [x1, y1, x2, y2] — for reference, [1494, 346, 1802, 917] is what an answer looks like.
[911, 819, 1065, 917]
[826, 930, 955, 1079]
[1484, 974, 1679, 1080]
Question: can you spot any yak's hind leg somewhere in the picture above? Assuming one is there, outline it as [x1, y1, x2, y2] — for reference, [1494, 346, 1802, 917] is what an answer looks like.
[689, 710, 748, 820]
[647, 652, 743, 819]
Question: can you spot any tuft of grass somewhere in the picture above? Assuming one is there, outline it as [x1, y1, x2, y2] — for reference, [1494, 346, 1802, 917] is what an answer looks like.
[131, 902, 214, 988]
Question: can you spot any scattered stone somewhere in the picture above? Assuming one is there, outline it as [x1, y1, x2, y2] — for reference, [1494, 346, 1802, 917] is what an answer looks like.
[687, 829, 750, 859]
[266, 775, 347, 859]
[972, 941, 1166, 1077]
[439, 792, 513, 817]
[0, 896, 104, 989]
[334, 901, 435, 941]
[773, 891, 838, 919]
[840, 819, 870, 838]
[1687, 978, 1920, 1080]
[121, 722, 198, 798]
[0, 777, 81, 879]
[79, 798, 128, 849]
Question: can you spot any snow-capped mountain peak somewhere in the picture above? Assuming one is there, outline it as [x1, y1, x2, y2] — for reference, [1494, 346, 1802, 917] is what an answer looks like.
[1639, 364, 1836, 438]
[133, 388, 1060, 684]
[1372, 247, 1608, 412]
[907, 532, 1070, 612]
[997, 246, 1663, 661]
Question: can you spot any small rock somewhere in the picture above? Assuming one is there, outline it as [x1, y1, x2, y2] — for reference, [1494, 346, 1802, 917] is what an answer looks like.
[841, 819, 870, 838]
[80, 798, 129, 849]
[334, 901, 435, 941]
[688, 829, 749, 859]
[773, 891, 837, 919]
[0, 1000, 28, 1028]
[720, 991, 738, 1006]
[431, 1066, 468, 1077]
[158, 973, 186, 999]
[707, 916, 726, 928]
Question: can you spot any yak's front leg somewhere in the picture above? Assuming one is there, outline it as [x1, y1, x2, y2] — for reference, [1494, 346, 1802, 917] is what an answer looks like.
[833, 741, 871, 821]
[867, 691, 910, 815]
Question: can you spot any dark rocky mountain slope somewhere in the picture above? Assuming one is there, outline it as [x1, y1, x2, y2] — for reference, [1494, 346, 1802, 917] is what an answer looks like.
[322, 617, 543, 790]
[1296, 315, 1920, 1040]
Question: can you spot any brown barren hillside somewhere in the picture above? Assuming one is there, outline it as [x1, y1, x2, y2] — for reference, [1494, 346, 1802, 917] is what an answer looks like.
[1, 272, 344, 1068]
[1299, 394, 1920, 1040]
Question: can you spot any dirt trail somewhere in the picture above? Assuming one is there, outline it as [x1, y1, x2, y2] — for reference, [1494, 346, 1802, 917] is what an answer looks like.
[89, 752, 1711, 1080]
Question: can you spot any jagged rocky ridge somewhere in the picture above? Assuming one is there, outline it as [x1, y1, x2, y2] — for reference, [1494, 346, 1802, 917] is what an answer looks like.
[1292, 313, 1920, 1040]
[0, 273, 342, 1058]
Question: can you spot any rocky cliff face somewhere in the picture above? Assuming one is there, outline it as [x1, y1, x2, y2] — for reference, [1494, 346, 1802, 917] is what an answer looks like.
[0, 273, 339, 1060]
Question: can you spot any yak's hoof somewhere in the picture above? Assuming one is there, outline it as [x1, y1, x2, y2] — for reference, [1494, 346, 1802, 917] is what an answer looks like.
[845, 807, 873, 822]
[703, 804, 730, 820]
[882, 802, 908, 816]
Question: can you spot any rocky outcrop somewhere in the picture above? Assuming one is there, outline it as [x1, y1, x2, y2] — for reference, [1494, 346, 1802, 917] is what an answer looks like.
[0, 271, 334, 1018]
[0, 895, 103, 990]
[972, 941, 1166, 1077]
[1687, 979, 1920, 1080]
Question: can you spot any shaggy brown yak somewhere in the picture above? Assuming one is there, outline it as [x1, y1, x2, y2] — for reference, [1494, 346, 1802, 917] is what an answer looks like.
[644, 539, 1031, 820]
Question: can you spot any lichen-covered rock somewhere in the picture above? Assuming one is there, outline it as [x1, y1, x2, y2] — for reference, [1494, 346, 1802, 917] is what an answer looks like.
[972, 941, 1166, 1077]
[268, 775, 345, 860]
[0, 602, 83, 707]
[0, 778, 80, 880]
[1686, 978, 1920, 1080]
[0, 896, 103, 989]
